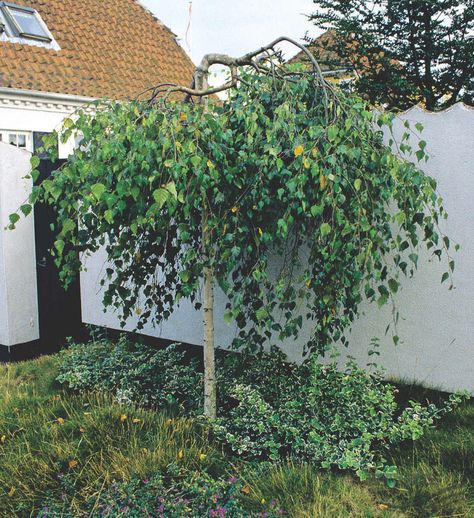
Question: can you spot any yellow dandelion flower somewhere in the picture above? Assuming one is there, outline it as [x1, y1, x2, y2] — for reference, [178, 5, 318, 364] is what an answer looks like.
[120, 414, 127, 422]
[261, 498, 266, 504]
[179, 112, 188, 122]
[68, 460, 78, 469]
[294, 145, 304, 157]
[79, 427, 85, 433]
[231, 206, 238, 213]
[1, 435, 6, 444]
[178, 449, 184, 459]
[199, 453, 207, 461]
[57, 417, 65, 425]
[132, 418, 141, 424]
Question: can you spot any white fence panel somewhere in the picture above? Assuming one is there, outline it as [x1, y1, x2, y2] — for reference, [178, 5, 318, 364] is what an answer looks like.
[0, 143, 39, 346]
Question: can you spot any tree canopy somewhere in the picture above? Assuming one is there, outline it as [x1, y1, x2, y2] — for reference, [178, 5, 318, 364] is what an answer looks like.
[11, 41, 454, 415]
[309, 0, 474, 110]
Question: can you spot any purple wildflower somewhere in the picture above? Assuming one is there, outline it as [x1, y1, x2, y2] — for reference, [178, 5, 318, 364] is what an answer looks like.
[209, 506, 226, 518]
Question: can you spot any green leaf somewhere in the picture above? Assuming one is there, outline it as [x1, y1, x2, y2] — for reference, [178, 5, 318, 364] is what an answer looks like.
[327, 125, 339, 141]
[30, 155, 40, 169]
[190, 156, 202, 168]
[310, 204, 323, 217]
[179, 270, 190, 283]
[224, 312, 234, 325]
[320, 223, 331, 237]
[91, 183, 106, 200]
[62, 218, 75, 233]
[104, 210, 114, 224]
[354, 179, 362, 191]
[388, 279, 399, 294]
[165, 181, 178, 199]
[9, 213, 20, 226]
[441, 272, 449, 284]
[415, 150, 425, 162]
[20, 204, 32, 217]
[54, 239, 65, 255]
[153, 188, 169, 208]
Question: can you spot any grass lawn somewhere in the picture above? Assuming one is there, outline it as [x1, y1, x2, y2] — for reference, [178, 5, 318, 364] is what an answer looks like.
[0, 355, 472, 517]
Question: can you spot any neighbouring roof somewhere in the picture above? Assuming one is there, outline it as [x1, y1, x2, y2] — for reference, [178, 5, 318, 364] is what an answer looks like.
[0, 0, 195, 99]
[290, 30, 352, 73]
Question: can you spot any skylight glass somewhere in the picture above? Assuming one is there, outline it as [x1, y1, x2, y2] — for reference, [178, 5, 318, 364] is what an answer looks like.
[9, 6, 49, 39]
[0, 2, 52, 42]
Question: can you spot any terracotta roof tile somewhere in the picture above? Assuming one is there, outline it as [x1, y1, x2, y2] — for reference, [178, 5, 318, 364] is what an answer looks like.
[290, 30, 351, 72]
[0, 0, 195, 99]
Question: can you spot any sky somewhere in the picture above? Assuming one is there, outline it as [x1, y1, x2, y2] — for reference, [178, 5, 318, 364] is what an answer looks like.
[140, 0, 321, 66]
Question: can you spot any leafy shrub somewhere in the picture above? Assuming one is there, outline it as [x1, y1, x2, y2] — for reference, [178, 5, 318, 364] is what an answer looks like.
[57, 338, 467, 481]
[57, 336, 202, 413]
[39, 469, 283, 517]
[213, 360, 466, 482]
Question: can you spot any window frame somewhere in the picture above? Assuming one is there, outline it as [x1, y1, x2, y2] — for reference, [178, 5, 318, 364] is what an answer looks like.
[0, 2, 52, 42]
[0, 130, 34, 152]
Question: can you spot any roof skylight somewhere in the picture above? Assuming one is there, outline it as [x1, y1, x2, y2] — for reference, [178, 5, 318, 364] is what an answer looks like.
[0, 2, 52, 42]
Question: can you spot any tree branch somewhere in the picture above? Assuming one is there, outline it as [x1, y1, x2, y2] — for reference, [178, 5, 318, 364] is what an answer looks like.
[145, 36, 332, 119]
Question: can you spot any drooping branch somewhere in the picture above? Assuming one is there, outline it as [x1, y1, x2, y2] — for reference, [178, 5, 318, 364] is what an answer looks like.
[142, 36, 334, 119]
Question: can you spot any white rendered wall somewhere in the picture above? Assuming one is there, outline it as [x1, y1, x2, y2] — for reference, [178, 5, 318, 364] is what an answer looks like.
[0, 88, 94, 158]
[80, 103, 472, 393]
[0, 143, 39, 346]
[340, 104, 474, 394]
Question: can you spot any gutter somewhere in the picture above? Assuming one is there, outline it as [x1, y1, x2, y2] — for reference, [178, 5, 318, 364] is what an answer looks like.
[0, 86, 96, 104]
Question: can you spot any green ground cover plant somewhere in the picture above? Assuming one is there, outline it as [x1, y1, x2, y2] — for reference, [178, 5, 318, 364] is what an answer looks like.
[0, 353, 472, 516]
[56, 339, 467, 484]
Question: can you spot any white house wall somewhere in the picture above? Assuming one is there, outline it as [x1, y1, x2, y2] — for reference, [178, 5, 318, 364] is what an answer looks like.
[0, 142, 39, 346]
[81, 103, 474, 394]
[0, 87, 95, 158]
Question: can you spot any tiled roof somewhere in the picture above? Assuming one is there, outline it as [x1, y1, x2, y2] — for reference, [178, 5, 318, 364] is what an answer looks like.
[0, 0, 195, 99]
[290, 30, 351, 72]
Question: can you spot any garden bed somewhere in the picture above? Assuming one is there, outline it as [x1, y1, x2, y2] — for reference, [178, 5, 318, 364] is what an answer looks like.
[0, 347, 472, 517]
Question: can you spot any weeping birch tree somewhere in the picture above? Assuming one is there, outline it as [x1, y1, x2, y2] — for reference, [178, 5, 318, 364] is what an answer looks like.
[11, 38, 453, 418]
